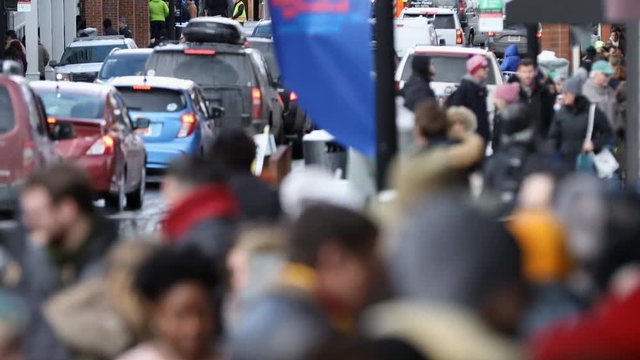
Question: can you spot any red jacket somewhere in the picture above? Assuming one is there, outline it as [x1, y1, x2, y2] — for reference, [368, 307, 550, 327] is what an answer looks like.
[530, 285, 640, 360]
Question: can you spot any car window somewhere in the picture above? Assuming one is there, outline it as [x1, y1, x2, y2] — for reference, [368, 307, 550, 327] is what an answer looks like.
[253, 24, 272, 38]
[37, 91, 105, 119]
[147, 52, 253, 87]
[59, 45, 127, 65]
[433, 14, 455, 29]
[402, 54, 497, 84]
[0, 87, 15, 134]
[251, 53, 271, 86]
[110, 93, 132, 131]
[247, 42, 280, 81]
[99, 54, 149, 80]
[117, 87, 187, 112]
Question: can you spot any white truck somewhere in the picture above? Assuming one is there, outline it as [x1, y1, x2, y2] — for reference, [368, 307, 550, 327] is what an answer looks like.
[402, 7, 465, 47]
[394, 17, 439, 58]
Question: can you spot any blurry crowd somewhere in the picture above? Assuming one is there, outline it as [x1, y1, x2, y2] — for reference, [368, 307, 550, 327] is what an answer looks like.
[0, 25, 638, 360]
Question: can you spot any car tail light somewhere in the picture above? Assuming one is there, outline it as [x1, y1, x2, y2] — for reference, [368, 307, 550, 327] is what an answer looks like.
[86, 135, 115, 156]
[133, 85, 152, 91]
[47, 117, 56, 124]
[289, 91, 298, 102]
[488, 31, 495, 37]
[456, 29, 463, 44]
[252, 87, 263, 119]
[177, 113, 197, 138]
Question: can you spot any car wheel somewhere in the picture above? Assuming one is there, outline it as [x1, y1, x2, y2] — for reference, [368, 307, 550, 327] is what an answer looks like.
[126, 166, 145, 211]
[105, 172, 126, 213]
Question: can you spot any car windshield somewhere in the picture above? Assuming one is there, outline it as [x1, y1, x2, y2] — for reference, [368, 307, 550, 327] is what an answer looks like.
[248, 42, 280, 80]
[434, 0, 457, 7]
[253, 24, 272, 38]
[433, 14, 455, 29]
[0, 87, 15, 134]
[117, 88, 187, 112]
[402, 54, 497, 84]
[147, 52, 252, 87]
[38, 91, 105, 119]
[98, 54, 149, 80]
[59, 45, 127, 66]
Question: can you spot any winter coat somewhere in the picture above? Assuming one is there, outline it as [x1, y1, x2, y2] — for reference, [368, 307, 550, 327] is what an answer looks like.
[402, 75, 436, 112]
[500, 44, 520, 72]
[582, 78, 620, 130]
[483, 142, 535, 204]
[230, 267, 339, 360]
[449, 75, 490, 144]
[228, 172, 281, 221]
[149, 0, 170, 21]
[187, 1, 198, 19]
[520, 83, 556, 139]
[547, 96, 613, 168]
[119, 26, 133, 38]
[206, 0, 228, 16]
[162, 184, 238, 270]
[38, 42, 50, 77]
[104, 26, 119, 36]
[4, 39, 27, 74]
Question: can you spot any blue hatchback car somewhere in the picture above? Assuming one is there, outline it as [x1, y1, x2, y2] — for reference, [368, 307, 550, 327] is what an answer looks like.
[110, 76, 218, 169]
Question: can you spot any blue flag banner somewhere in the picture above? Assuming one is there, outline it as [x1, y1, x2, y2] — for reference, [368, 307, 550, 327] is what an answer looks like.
[270, 0, 375, 156]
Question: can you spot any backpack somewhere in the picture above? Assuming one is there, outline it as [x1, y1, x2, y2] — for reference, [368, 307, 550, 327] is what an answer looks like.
[486, 145, 529, 204]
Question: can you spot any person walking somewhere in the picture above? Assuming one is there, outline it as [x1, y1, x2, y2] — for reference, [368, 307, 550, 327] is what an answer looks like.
[149, 0, 170, 41]
[547, 76, 613, 171]
[118, 17, 133, 38]
[186, 0, 198, 19]
[205, 0, 228, 16]
[401, 55, 436, 112]
[232, 0, 247, 25]
[582, 60, 619, 131]
[500, 44, 520, 72]
[38, 36, 50, 80]
[4, 30, 27, 74]
[449, 54, 491, 145]
[103, 18, 119, 35]
[516, 58, 556, 140]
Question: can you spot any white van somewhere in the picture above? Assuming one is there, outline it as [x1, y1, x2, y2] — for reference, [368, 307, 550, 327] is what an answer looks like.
[394, 17, 439, 58]
[402, 7, 464, 46]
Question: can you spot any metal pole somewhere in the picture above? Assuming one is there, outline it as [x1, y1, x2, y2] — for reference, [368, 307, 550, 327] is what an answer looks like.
[625, 21, 639, 188]
[0, 0, 7, 59]
[167, 0, 176, 40]
[375, 0, 397, 190]
[526, 23, 539, 65]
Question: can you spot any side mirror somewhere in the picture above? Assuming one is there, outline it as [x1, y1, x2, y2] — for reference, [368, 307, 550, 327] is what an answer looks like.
[133, 117, 151, 130]
[439, 39, 446, 46]
[207, 103, 225, 120]
[54, 122, 75, 140]
[48, 60, 58, 68]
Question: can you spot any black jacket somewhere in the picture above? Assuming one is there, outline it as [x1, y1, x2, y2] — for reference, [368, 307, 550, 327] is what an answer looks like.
[402, 74, 436, 111]
[449, 77, 490, 144]
[206, 0, 228, 16]
[548, 96, 613, 167]
[228, 172, 281, 221]
[119, 26, 133, 38]
[104, 26, 119, 36]
[520, 84, 556, 139]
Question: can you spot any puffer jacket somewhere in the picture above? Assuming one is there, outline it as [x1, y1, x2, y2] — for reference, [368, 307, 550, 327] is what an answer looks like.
[500, 45, 520, 72]
[547, 96, 613, 167]
[149, 0, 169, 21]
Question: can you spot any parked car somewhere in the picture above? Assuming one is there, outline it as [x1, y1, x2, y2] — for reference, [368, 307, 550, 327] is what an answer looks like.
[401, 7, 464, 46]
[109, 76, 219, 171]
[245, 37, 311, 144]
[394, 17, 439, 58]
[49, 35, 138, 83]
[433, 0, 467, 28]
[31, 80, 146, 211]
[145, 17, 285, 141]
[0, 75, 58, 212]
[252, 19, 272, 38]
[96, 48, 153, 83]
[486, 22, 542, 57]
[395, 45, 503, 115]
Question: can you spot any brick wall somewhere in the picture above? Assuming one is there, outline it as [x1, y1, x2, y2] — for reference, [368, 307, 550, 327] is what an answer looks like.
[541, 23, 571, 63]
[83, 0, 149, 46]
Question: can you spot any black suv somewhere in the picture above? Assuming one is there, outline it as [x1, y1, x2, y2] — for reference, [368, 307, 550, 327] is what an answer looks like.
[144, 18, 284, 141]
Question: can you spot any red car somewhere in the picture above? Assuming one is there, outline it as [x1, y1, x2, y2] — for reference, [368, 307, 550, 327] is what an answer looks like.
[0, 75, 59, 212]
[31, 81, 147, 211]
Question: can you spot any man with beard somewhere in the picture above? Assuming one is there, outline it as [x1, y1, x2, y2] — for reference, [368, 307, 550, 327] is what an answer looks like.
[19, 164, 118, 303]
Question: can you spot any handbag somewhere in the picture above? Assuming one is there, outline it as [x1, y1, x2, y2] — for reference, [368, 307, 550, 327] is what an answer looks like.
[576, 105, 620, 178]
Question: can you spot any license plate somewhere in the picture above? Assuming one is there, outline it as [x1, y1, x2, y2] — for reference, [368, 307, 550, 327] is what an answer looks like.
[136, 123, 162, 137]
[508, 36, 521, 42]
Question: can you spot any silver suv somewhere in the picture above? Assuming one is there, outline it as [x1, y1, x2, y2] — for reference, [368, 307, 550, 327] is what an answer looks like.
[49, 36, 137, 82]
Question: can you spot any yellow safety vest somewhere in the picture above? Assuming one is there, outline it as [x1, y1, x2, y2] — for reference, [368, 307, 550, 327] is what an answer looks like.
[233, 1, 247, 23]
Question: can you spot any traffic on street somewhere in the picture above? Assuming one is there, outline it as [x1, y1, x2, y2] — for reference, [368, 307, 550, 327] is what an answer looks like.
[0, 0, 639, 358]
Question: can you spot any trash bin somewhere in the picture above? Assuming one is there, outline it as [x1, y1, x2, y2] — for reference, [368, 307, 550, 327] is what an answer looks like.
[303, 130, 348, 179]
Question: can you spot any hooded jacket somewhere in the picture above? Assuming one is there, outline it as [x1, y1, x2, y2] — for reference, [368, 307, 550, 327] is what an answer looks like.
[582, 77, 620, 130]
[149, 0, 170, 22]
[500, 45, 520, 72]
[449, 74, 490, 144]
[402, 55, 436, 111]
[547, 95, 613, 167]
